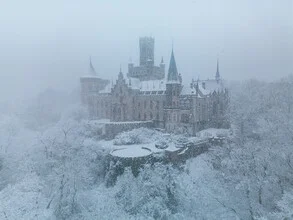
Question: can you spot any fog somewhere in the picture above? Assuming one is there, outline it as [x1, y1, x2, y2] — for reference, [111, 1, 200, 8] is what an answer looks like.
[1, 1, 293, 219]
[0, 0, 292, 102]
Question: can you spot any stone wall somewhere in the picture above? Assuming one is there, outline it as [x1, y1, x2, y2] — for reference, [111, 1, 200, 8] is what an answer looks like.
[102, 121, 154, 139]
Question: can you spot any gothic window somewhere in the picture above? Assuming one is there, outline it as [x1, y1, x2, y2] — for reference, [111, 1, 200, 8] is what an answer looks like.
[138, 113, 141, 120]
[156, 113, 159, 121]
[150, 101, 153, 109]
[144, 113, 147, 120]
[156, 101, 159, 109]
[144, 100, 147, 108]
[150, 112, 153, 119]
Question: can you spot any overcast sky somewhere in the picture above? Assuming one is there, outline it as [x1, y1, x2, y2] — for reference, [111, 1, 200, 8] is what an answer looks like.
[0, 0, 292, 102]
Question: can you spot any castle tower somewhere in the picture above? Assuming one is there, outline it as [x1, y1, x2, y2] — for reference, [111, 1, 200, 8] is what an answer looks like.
[166, 49, 181, 109]
[139, 37, 154, 66]
[215, 58, 220, 83]
[80, 58, 109, 105]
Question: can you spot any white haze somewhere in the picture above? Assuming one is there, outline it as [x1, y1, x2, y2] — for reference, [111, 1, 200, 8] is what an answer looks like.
[0, 0, 292, 103]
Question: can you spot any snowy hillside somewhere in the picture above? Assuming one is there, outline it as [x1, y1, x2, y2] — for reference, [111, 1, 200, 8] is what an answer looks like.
[0, 76, 293, 219]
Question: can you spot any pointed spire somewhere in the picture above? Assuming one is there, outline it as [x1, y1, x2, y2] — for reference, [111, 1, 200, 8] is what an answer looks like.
[161, 56, 164, 63]
[89, 56, 97, 76]
[167, 48, 179, 83]
[215, 58, 220, 82]
[118, 65, 124, 80]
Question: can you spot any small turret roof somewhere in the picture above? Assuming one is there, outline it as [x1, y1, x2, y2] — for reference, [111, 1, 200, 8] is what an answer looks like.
[215, 58, 220, 81]
[89, 57, 97, 76]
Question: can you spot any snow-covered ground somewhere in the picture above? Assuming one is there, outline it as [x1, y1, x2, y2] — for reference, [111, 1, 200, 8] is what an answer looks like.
[1, 76, 293, 219]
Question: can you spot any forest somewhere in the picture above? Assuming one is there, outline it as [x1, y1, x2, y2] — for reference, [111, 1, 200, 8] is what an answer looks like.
[0, 76, 293, 220]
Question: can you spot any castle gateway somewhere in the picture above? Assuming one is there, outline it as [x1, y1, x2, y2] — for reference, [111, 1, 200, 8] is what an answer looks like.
[80, 37, 229, 136]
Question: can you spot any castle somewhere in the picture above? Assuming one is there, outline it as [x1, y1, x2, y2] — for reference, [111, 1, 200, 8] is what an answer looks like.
[80, 37, 229, 136]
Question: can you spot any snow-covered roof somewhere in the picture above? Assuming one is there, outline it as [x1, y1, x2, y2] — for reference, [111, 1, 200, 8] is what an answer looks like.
[181, 79, 226, 96]
[80, 75, 101, 79]
[200, 79, 225, 92]
[126, 78, 166, 92]
[140, 80, 166, 92]
[111, 147, 152, 158]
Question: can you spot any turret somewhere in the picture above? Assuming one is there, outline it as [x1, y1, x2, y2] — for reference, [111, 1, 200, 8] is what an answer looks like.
[215, 58, 220, 83]
[80, 57, 109, 115]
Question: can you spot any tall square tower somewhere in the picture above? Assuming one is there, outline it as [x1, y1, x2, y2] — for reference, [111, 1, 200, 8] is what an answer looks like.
[139, 37, 154, 66]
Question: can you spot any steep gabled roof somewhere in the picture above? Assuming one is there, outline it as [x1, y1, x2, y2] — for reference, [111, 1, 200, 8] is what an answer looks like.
[167, 49, 180, 83]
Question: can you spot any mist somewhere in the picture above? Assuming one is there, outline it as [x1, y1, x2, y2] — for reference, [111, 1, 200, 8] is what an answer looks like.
[1, 1, 293, 219]
[0, 0, 292, 103]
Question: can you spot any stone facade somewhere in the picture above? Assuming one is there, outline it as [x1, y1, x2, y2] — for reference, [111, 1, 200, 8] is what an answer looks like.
[81, 37, 229, 136]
